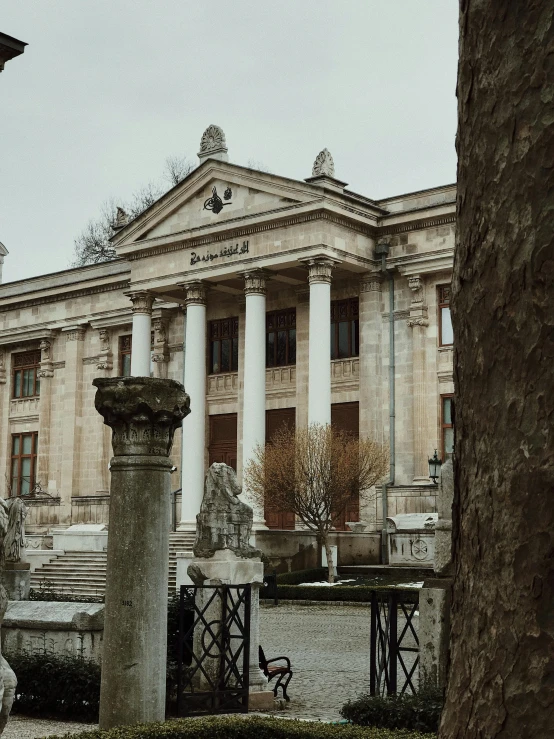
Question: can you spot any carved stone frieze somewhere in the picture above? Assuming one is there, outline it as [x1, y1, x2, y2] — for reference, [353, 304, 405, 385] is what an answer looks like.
[198, 124, 227, 156]
[312, 148, 335, 177]
[129, 292, 154, 316]
[37, 339, 54, 378]
[96, 329, 113, 371]
[182, 281, 207, 307]
[241, 269, 268, 296]
[93, 377, 190, 457]
[407, 317, 429, 328]
[407, 274, 428, 328]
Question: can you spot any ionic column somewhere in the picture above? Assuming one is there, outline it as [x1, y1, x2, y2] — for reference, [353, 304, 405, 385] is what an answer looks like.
[306, 258, 335, 426]
[179, 282, 207, 528]
[241, 269, 268, 526]
[129, 291, 154, 376]
[407, 275, 430, 481]
[94, 376, 189, 729]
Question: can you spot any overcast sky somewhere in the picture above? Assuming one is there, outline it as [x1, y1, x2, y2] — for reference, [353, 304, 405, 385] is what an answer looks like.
[1, 1, 458, 284]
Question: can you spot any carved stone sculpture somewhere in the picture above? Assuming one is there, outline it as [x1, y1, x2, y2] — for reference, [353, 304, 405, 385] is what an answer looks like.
[193, 463, 262, 560]
[312, 148, 335, 177]
[0, 500, 17, 735]
[434, 457, 454, 575]
[198, 124, 227, 155]
[3, 498, 27, 564]
[115, 207, 128, 228]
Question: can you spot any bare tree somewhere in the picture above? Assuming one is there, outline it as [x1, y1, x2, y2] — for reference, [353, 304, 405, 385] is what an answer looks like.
[439, 2, 554, 737]
[245, 423, 388, 583]
[246, 158, 273, 174]
[72, 155, 194, 267]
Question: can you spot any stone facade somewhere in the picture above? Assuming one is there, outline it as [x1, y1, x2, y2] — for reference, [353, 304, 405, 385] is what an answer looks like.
[0, 127, 455, 540]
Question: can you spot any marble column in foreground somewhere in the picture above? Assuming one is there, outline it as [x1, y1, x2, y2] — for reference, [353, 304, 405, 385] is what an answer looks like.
[240, 269, 268, 526]
[129, 291, 154, 377]
[94, 377, 190, 730]
[179, 282, 207, 528]
[306, 257, 335, 426]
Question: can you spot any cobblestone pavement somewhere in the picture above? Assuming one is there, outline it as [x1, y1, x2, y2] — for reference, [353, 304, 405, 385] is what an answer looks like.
[260, 602, 374, 722]
[4, 715, 96, 739]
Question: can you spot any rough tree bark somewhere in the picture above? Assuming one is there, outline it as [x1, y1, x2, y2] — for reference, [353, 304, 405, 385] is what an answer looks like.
[440, 3, 554, 737]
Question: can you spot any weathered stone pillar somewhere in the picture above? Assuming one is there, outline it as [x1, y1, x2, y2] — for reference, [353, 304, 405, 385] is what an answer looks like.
[93, 377, 190, 730]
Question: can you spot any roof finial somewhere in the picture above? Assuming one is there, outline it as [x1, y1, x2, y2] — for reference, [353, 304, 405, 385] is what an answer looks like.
[312, 148, 335, 177]
[198, 124, 229, 165]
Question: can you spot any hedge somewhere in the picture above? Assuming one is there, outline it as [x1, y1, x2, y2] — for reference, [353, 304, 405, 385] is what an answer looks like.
[8, 652, 100, 721]
[341, 690, 444, 733]
[45, 715, 436, 739]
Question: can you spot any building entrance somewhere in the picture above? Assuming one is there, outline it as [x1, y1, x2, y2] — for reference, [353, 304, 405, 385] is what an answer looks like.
[208, 414, 237, 471]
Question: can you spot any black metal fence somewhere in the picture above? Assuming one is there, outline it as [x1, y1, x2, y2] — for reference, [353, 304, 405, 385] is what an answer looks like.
[177, 584, 251, 715]
[370, 589, 420, 697]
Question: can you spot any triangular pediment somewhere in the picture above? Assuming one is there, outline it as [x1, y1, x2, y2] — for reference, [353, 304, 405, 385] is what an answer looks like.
[112, 161, 319, 248]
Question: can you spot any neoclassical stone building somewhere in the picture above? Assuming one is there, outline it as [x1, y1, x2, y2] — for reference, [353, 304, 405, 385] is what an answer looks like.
[0, 126, 455, 541]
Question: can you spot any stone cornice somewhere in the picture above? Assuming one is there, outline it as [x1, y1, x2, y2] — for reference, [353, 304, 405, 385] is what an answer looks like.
[379, 213, 456, 236]
[0, 279, 130, 313]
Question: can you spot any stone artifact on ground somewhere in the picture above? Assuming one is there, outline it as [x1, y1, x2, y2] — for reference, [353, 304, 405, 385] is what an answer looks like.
[0, 499, 18, 736]
[189, 463, 273, 711]
[93, 376, 190, 730]
[434, 457, 453, 575]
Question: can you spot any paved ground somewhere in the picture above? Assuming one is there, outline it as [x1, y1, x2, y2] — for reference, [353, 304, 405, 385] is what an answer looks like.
[260, 602, 373, 722]
[6, 601, 417, 734]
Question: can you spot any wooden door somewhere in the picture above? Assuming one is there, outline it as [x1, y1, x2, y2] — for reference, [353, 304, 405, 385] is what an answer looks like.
[264, 408, 296, 530]
[331, 402, 360, 530]
[208, 414, 237, 472]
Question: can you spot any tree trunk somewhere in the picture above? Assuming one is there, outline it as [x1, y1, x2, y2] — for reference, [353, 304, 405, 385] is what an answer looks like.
[440, 3, 554, 737]
[322, 533, 335, 584]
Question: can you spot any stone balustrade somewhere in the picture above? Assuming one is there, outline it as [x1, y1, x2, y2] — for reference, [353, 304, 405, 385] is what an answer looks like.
[9, 396, 39, 418]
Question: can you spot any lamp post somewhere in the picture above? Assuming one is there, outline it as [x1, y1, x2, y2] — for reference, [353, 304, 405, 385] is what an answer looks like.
[428, 449, 442, 484]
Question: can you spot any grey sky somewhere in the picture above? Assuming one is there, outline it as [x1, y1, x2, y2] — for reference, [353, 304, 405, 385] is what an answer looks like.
[1, 1, 458, 284]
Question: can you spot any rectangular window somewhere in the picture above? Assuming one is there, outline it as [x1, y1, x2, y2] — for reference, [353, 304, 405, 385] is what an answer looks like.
[209, 317, 239, 374]
[119, 335, 133, 376]
[10, 432, 38, 496]
[12, 351, 41, 399]
[438, 284, 453, 346]
[331, 298, 359, 359]
[266, 309, 296, 368]
[119, 333, 154, 376]
[441, 394, 454, 460]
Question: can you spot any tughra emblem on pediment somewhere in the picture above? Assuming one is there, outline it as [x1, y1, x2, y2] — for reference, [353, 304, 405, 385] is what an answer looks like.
[312, 148, 335, 177]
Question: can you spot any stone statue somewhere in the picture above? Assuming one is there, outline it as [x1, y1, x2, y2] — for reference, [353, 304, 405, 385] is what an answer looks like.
[3, 498, 27, 564]
[312, 148, 335, 177]
[193, 463, 262, 560]
[434, 457, 454, 575]
[0, 499, 18, 735]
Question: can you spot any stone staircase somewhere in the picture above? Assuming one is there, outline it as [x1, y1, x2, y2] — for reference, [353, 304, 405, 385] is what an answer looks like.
[30, 531, 196, 601]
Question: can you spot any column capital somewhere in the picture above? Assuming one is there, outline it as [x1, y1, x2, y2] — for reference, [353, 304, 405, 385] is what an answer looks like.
[97, 329, 113, 371]
[64, 326, 87, 342]
[127, 291, 155, 315]
[93, 377, 190, 457]
[302, 257, 339, 285]
[360, 272, 383, 293]
[240, 269, 269, 296]
[180, 281, 207, 307]
[37, 338, 55, 378]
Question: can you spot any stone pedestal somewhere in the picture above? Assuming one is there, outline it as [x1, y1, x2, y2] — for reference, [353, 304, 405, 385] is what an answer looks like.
[93, 377, 190, 730]
[2, 563, 30, 601]
[189, 550, 273, 707]
[419, 579, 452, 690]
[434, 458, 454, 575]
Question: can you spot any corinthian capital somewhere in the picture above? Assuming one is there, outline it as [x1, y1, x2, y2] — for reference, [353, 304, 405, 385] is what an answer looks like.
[181, 281, 207, 307]
[304, 257, 337, 285]
[128, 291, 155, 315]
[241, 269, 268, 296]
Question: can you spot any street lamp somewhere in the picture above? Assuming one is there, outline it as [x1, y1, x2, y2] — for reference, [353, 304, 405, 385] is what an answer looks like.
[428, 449, 442, 484]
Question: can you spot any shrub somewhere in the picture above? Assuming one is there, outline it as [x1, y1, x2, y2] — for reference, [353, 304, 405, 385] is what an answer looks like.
[275, 568, 328, 585]
[8, 652, 100, 721]
[340, 689, 444, 733]
[29, 581, 104, 603]
[46, 715, 436, 739]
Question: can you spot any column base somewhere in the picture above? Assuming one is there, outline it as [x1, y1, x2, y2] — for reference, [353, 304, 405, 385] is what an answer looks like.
[413, 476, 434, 485]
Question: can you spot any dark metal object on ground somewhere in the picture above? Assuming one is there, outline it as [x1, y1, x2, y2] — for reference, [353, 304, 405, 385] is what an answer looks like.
[259, 645, 292, 701]
[177, 584, 251, 715]
[370, 589, 419, 697]
[263, 570, 278, 605]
